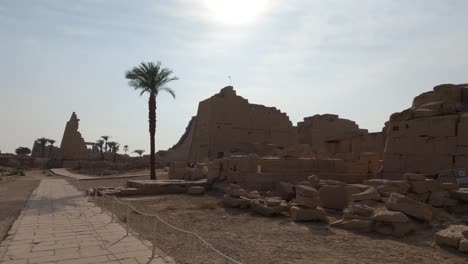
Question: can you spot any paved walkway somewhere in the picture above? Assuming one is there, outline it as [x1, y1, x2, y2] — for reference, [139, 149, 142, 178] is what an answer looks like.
[0, 179, 172, 264]
[50, 169, 151, 180]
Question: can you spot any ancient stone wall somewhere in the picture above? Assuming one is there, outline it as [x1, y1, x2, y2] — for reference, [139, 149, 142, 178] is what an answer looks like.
[59, 112, 89, 160]
[383, 84, 468, 179]
[158, 117, 197, 163]
[297, 114, 369, 157]
[187, 86, 296, 162]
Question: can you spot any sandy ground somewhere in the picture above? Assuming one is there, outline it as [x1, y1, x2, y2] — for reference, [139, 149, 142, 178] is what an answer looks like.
[0, 170, 52, 241]
[72, 174, 468, 264]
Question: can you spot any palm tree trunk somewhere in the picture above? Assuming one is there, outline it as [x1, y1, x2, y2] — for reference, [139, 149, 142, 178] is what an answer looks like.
[149, 92, 157, 180]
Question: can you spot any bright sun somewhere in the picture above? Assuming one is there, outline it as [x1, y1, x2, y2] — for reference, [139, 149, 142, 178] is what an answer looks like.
[202, 0, 268, 25]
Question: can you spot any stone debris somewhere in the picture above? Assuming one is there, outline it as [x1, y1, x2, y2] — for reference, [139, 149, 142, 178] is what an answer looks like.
[386, 193, 433, 222]
[291, 184, 326, 222]
[330, 219, 374, 232]
[250, 199, 288, 217]
[434, 225, 468, 250]
[372, 210, 409, 223]
[223, 184, 251, 208]
[351, 187, 380, 202]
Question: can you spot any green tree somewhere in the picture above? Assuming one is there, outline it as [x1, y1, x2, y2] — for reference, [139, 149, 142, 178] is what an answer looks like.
[15, 147, 31, 155]
[133, 149, 145, 157]
[47, 139, 56, 158]
[107, 142, 120, 162]
[35, 137, 49, 158]
[125, 61, 178, 180]
[123, 145, 129, 155]
[95, 139, 105, 160]
[101, 136, 111, 152]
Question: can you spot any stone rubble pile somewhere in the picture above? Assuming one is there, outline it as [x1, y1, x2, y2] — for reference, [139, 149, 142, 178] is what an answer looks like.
[291, 178, 327, 222]
[435, 225, 468, 253]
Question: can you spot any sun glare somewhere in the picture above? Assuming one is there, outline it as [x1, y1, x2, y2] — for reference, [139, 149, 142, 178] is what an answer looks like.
[202, 0, 268, 25]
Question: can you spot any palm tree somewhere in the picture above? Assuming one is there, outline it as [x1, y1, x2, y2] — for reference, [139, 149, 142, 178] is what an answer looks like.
[123, 145, 129, 155]
[107, 142, 120, 162]
[35, 137, 49, 158]
[95, 139, 105, 160]
[133, 149, 145, 157]
[125, 61, 178, 180]
[47, 139, 56, 158]
[101, 136, 110, 152]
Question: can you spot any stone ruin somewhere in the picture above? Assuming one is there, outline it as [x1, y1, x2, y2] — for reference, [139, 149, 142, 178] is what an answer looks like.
[383, 84, 468, 180]
[60, 112, 89, 160]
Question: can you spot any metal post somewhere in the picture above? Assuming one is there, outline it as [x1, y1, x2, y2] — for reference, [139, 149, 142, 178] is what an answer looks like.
[110, 199, 115, 223]
[151, 219, 156, 259]
[94, 190, 98, 207]
[100, 194, 104, 214]
[126, 207, 130, 236]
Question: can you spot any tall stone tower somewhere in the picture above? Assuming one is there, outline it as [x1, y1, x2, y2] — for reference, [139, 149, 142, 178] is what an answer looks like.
[60, 112, 88, 159]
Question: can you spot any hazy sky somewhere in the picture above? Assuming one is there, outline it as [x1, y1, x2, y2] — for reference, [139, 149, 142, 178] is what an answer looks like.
[1, 0, 468, 155]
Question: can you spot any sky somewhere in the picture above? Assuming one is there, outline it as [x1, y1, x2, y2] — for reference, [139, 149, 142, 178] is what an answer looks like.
[1, 0, 468, 155]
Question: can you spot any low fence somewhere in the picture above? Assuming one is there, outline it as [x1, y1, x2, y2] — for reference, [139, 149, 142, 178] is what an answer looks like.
[436, 167, 468, 185]
[73, 179, 243, 264]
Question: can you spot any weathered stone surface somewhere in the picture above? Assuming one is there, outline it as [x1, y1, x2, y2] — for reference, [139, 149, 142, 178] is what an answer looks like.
[409, 180, 429, 194]
[223, 195, 250, 208]
[434, 225, 468, 248]
[392, 221, 415, 237]
[187, 186, 205, 195]
[330, 219, 374, 232]
[351, 187, 380, 202]
[250, 199, 288, 216]
[295, 195, 321, 208]
[428, 191, 458, 208]
[248, 190, 261, 199]
[343, 204, 374, 220]
[386, 181, 411, 193]
[459, 239, 468, 252]
[377, 185, 406, 197]
[406, 192, 430, 203]
[290, 206, 327, 222]
[296, 185, 319, 197]
[229, 183, 241, 189]
[372, 210, 409, 223]
[319, 185, 360, 210]
[225, 188, 248, 198]
[451, 188, 468, 202]
[403, 173, 426, 181]
[265, 198, 282, 207]
[386, 193, 433, 222]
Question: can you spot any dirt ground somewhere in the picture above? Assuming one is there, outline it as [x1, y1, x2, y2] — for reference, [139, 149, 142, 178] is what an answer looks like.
[0, 170, 53, 241]
[87, 190, 467, 264]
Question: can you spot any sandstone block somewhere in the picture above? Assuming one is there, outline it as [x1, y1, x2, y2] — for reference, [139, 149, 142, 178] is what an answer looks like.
[441, 183, 459, 191]
[385, 193, 433, 222]
[392, 221, 415, 237]
[409, 180, 429, 194]
[426, 179, 443, 192]
[225, 188, 248, 198]
[406, 192, 430, 203]
[223, 195, 250, 208]
[459, 239, 468, 252]
[265, 198, 282, 207]
[319, 185, 360, 210]
[428, 191, 458, 208]
[377, 185, 406, 197]
[364, 179, 388, 187]
[351, 187, 380, 202]
[250, 199, 288, 217]
[434, 225, 468, 249]
[386, 181, 411, 193]
[290, 206, 327, 222]
[373, 210, 409, 223]
[296, 185, 319, 197]
[295, 195, 321, 208]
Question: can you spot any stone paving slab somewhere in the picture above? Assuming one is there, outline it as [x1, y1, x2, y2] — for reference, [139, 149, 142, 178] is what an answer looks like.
[50, 169, 152, 180]
[0, 179, 173, 264]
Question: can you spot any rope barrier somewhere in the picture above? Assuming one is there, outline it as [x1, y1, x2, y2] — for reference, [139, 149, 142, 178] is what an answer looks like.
[70, 176, 243, 264]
